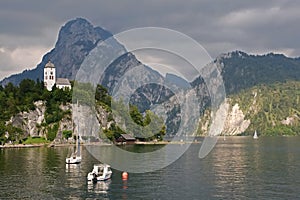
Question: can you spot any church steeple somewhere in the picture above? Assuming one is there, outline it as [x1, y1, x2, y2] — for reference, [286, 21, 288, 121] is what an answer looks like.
[45, 60, 55, 68]
[44, 60, 56, 91]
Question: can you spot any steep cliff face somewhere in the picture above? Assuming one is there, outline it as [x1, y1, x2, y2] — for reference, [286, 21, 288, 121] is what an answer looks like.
[198, 80, 300, 136]
[197, 100, 251, 136]
[8, 100, 114, 141]
[222, 103, 250, 135]
[9, 101, 71, 139]
[10, 101, 46, 137]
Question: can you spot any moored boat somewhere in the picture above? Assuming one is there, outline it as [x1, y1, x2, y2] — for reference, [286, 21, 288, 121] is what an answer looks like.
[87, 164, 112, 182]
[66, 101, 81, 164]
[65, 148, 81, 164]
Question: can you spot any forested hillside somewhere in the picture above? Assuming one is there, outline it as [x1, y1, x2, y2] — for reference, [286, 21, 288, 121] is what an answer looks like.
[229, 81, 300, 135]
[0, 79, 165, 144]
[0, 79, 72, 143]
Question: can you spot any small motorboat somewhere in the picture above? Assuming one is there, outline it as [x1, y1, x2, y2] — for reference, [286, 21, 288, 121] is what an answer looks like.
[87, 164, 112, 182]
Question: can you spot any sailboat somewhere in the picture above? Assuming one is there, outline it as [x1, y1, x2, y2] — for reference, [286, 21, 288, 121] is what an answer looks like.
[253, 130, 258, 139]
[66, 103, 81, 164]
[66, 134, 81, 164]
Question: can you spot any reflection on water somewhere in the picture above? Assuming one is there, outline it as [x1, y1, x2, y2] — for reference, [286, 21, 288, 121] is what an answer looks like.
[122, 180, 128, 190]
[210, 138, 249, 199]
[121, 180, 128, 200]
[207, 137, 300, 199]
[65, 163, 81, 173]
[87, 179, 111, 194]
[65, 164, 82, 189]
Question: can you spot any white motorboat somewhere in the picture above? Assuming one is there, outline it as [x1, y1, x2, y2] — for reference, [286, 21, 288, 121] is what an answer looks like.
[87, 164, 112, 182]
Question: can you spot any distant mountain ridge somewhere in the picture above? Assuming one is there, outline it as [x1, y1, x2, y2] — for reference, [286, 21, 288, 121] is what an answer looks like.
[2, 18, 300, 96]
[214, 50, 300, 94]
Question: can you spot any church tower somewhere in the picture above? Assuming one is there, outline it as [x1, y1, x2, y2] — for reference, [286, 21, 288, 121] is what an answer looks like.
[44, 60, 56, 91]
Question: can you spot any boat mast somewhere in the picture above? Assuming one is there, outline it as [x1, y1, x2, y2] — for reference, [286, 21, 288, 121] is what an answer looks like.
[77, 100, 80, 157]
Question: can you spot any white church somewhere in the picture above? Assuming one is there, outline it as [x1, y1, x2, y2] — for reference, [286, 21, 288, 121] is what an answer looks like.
[43, 60, 71, 91]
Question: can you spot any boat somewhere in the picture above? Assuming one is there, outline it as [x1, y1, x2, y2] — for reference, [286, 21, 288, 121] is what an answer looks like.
[66, 102, 82, 164]
[87, 164, 112, 182]
[253, 130, 258, 139]
[65, 135, 81, 164]
[65, 132, 81, 164]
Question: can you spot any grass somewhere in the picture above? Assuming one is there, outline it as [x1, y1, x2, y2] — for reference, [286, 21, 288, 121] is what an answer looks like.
[23, 137, 49, 144]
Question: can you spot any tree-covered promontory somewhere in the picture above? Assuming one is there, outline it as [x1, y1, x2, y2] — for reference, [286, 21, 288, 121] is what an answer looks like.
[0, 79, 165, 144]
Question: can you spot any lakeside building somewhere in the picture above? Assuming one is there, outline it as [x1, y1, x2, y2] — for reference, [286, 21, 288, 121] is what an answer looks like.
[43, 61, 71, 91]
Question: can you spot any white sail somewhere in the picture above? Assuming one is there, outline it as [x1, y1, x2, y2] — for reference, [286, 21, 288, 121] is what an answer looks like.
[253, 130, 258, 139]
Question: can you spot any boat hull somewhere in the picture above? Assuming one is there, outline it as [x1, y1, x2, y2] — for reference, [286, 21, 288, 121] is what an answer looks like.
[87, 164, 112, 182]
[87, 172, 112, 182]
[66, 156, 81, 164]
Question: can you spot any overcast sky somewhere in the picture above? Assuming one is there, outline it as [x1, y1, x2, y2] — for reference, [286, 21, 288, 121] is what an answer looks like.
[0, 0, 300, 80]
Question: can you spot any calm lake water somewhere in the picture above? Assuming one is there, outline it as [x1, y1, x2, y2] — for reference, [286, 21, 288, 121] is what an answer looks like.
[1, 137, 300, 199]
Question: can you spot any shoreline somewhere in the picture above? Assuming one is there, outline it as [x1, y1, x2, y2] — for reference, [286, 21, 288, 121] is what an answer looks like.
[134, 140, 201, 145]
[0, 142, 113, 149]
[0, 143, 46, 149]
[1, 135, 298, 149]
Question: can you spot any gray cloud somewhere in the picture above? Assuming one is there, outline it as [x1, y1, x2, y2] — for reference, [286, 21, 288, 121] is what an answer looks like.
[0, 0, 300, 79]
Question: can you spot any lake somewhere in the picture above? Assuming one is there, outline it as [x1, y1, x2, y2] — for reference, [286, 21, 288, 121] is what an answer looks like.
[1, 136, 300, 199]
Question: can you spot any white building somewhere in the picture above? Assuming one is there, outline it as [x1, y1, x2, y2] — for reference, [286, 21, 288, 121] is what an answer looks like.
[44, 60, 71, 91]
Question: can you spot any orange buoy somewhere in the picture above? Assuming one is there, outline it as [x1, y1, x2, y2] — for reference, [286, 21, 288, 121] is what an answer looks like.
[122, 172, 128, 180]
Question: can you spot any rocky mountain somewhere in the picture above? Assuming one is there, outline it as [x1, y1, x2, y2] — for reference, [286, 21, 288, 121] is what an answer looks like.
[3, 17, 300, 137]
[1, 18, 112, 86]
[3, 17, 300, 97]
[0, 18, 184, 137]
[192, 51, 300, 136]
[198, 80, 300, 136]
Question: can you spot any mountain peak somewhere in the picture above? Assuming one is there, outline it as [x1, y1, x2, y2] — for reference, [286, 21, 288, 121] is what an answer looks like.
[56, 18, 111, 48]
[0, 18, 113, 86]
[59, 18, 93, 37]
[67, 17, 91, 25]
